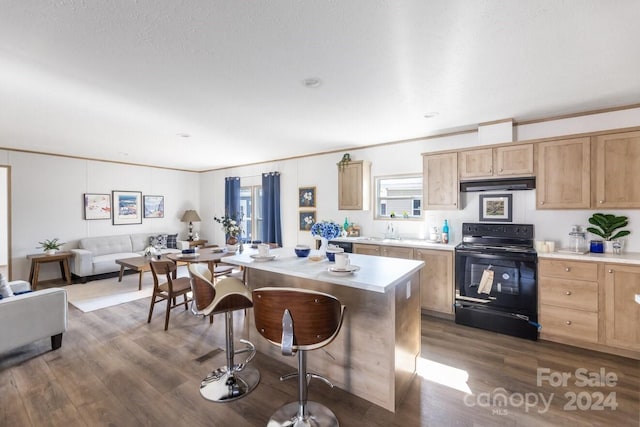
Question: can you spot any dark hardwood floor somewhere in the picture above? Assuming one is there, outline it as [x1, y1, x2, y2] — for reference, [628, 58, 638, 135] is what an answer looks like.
[1, 287, 638, 426]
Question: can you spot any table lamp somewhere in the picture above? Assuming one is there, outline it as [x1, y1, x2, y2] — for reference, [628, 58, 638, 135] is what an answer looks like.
[181, 209, 201, 241]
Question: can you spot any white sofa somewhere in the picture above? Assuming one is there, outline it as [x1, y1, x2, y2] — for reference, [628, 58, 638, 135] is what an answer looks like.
[0, 281, 67, 354]
[69, 233, 188, 280]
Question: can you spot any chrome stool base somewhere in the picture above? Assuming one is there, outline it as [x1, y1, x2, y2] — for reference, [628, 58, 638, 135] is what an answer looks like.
[199, 365, 260, 402]
[267, 401, 339, 427]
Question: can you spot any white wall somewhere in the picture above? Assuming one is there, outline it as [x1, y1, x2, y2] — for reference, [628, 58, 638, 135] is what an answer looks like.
[201, 108, 640, 253]
[5, 107, 639, 281]
[2, 150, 201, 280]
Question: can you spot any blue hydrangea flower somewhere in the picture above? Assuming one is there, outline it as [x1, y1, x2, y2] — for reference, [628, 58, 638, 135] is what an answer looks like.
[310, 221, 341, 240]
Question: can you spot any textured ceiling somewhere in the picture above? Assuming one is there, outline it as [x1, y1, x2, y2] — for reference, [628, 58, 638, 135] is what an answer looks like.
[1, 1, 639, 171]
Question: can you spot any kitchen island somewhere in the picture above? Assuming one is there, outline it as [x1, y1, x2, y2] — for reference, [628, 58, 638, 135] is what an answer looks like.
[224, 247, 424, 413]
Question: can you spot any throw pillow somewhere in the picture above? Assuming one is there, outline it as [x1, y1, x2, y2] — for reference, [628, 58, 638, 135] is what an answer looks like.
[166, 233, 178, 249]
[0, 274, 14, 298]
[149, 234, 168, 248]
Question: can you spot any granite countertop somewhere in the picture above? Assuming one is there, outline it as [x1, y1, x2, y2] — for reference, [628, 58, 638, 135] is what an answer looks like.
[224, 247, 424, 293]
[330, 236, 456, 251]
[538, 250, 640, 265]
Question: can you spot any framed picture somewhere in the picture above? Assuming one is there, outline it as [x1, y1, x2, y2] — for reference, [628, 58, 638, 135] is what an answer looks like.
[298, 186, 316, 208]
[479, 193, 513, 222]
[299, 211, 316, 231]
[112, 190, 142, 225]
[143, 195, 164, 218]
[84, 193, 112, 220]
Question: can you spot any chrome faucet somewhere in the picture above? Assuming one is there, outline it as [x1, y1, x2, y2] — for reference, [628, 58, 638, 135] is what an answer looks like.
[386, 222, 397, 239]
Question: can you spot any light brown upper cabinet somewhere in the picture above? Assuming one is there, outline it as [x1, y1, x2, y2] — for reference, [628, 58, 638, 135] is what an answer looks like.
[593, 131, 640, 208]
[536, 137, 591, 209]
[459, 144, 534, 180]
[423, 152, 459, 210]
[338, 160, 371, 210]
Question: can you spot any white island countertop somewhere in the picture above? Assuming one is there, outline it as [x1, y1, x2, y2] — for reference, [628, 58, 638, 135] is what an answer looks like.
[224, 247, 424, 293]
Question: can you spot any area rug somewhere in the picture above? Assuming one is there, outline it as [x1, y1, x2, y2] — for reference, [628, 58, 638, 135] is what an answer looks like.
[63, 266, 189, 312]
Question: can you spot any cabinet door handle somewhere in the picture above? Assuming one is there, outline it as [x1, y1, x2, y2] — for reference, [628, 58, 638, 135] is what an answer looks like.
[499, 168, 503, 172]
[608, 269, 613, 274]
[599, 200, 604, 204]
[540, 201, 545, 205]
[565, 267, 571, 272]
[565, 320, 572, 325]
[565, 291, 572, 296]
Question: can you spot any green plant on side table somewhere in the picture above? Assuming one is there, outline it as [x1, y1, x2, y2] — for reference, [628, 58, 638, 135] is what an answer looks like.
[37, 238, 65, 255]
[587, 213, 630, 253]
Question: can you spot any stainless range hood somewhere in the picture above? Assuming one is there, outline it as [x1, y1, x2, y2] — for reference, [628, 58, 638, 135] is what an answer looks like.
[460, 177, 536, 192]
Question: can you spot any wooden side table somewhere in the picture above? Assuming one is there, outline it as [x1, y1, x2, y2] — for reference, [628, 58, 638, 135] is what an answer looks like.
[27, 251, 73, 290]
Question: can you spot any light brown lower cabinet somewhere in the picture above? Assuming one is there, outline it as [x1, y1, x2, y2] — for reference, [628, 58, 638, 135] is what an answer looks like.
[604, 264, 640, 352]
[353, 243, 454, 315]
[538, 258, 639, 359]
[414, 249, 454, 315]
[353, 243, 380, 256]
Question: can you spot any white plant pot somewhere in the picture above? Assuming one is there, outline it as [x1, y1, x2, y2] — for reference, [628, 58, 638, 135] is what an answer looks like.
[46, 249, 57, 255]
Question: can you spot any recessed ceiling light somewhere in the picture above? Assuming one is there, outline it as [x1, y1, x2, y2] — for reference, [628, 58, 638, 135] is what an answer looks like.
[302, 78, 322, 88]
[423, 112, 439, 118]
[176, 133, 191, 138]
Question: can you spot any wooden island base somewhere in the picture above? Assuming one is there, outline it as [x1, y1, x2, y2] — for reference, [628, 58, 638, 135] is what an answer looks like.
[245, 268, 421, 413]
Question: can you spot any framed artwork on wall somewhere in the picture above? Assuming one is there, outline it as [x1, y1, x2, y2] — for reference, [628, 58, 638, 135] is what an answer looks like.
[112, 190, 143, 225]
[299, 211, 316, 231]
[84, 193, 112, 220]
[479, 193, 513, 222]
[298, 186, 316, 208]
[143, 195, 165, 218]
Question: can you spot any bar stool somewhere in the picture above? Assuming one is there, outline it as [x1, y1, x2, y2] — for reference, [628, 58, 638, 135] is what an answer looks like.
[189, 263, 260, 402]
[252, 287, 345, 426]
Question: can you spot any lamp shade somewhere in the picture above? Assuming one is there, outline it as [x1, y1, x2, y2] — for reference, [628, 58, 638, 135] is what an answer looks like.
[181, 210, 201, 222]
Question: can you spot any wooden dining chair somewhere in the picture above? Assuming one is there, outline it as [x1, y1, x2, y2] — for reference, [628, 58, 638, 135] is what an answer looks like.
[148, 260, 192, 331]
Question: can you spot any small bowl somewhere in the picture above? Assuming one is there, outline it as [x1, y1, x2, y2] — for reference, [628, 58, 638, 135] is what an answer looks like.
[294, 246, 311, 258]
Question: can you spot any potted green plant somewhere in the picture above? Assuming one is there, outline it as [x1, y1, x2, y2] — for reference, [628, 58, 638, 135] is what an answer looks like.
[587, 213, 630, 253]
[37, 238, 65, 255]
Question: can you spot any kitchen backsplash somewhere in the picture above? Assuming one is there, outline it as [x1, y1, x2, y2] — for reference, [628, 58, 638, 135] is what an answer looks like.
[365, 190, 640, 253]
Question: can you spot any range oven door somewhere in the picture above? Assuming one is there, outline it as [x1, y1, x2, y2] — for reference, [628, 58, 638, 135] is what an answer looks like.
[455, 248, 537, 317]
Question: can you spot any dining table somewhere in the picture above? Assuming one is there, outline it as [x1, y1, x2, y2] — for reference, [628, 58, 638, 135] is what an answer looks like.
[165, 248, 235, 274]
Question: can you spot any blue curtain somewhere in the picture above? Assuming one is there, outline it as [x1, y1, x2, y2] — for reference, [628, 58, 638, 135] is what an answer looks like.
[224, 177, 241, 240]
[262, 172, 282, 246]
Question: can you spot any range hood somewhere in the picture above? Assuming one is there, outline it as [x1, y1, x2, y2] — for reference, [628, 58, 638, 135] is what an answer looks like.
[460, 177, 536, 192]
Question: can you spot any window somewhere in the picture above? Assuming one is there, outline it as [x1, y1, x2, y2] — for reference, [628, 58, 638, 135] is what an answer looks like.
[375, 175, 423, 219]
[240, 186, 263, 242]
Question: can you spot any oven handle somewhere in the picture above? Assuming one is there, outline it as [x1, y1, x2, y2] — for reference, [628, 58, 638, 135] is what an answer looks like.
[455, 248, 537, 262]
[456, 295, 491, 304]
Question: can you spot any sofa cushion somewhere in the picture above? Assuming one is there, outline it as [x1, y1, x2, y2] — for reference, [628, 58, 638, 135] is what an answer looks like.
[149, 234, 168, 248]
[130, 233, 151, 252]
[92, 252, 140, 275]
[80, 235, 133, 257]
[166, 233, 178, 249]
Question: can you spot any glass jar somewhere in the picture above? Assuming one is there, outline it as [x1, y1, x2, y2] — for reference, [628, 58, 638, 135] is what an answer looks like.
[568, 225, 587, 253]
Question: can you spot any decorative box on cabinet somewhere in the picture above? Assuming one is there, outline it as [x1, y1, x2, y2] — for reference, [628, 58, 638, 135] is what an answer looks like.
[338, 160, 371, 210]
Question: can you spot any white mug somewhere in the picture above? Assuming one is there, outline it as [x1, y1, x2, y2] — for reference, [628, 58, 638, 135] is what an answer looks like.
[258, 243, 270, 257]
[335, 253, 350, 269]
